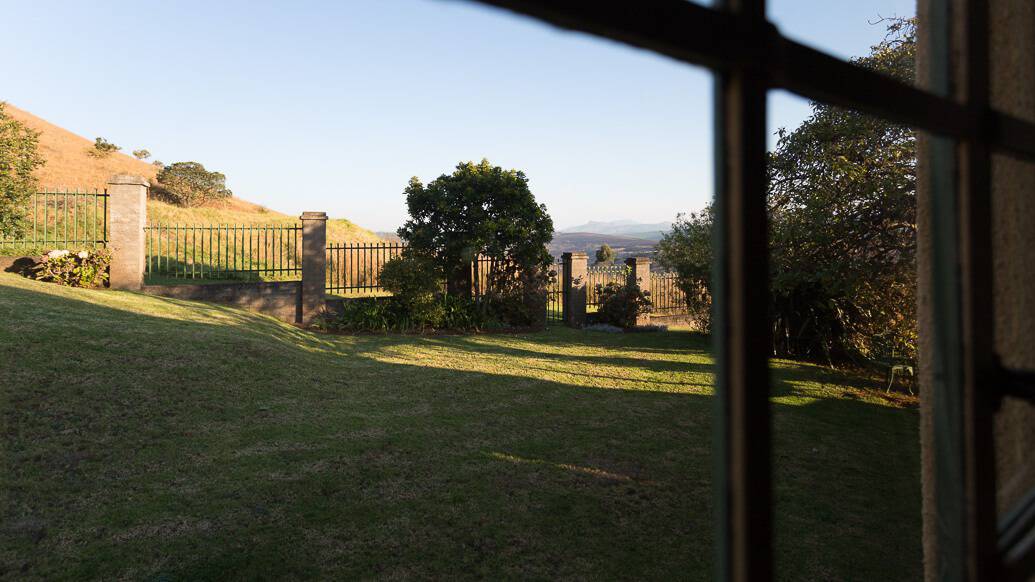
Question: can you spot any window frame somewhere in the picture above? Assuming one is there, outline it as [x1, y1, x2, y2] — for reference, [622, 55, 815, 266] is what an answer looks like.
[469, 1, 1035, 580]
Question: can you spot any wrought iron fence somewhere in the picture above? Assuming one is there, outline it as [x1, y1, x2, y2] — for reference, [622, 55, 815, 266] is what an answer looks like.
[650, 271, 687, 314]
[546, 263, 562, 322]
[327, 244, 563, 323]
[585, 264, 628, 310]
[0, 190, 108, 254]
[144, 223, 302, 281]
[325, 242, 406, 295]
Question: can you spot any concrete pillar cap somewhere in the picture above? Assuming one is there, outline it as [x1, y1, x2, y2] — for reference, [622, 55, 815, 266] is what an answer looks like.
[300, 211, 328, 220]
[107, 174, 150, 186]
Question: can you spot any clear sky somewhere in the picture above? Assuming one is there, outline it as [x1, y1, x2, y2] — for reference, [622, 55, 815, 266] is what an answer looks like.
[2, 0, 915, 232]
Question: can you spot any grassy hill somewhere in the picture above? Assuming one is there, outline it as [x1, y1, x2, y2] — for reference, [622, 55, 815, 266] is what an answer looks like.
[5, 103, 159, 189]
[5, 103, 379, 243]
[147, 198, 379, 244]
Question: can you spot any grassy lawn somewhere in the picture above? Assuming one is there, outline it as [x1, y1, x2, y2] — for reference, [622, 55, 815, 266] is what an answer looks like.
[0, 273, 920, 580]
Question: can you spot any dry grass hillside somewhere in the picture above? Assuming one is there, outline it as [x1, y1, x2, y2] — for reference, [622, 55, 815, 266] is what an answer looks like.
[5, 103, 380, 243]
[147, 198, 380, 243]
[5, 103, 159, 189]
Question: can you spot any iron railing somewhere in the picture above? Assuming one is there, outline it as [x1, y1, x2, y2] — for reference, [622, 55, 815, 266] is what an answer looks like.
[585, 264, 627, 309]
[650, 271, 687, 315]
[0, 190, 108, 254]
[546, 263, 562, 322]
[144, 223, 302, 281]
[325, 242, 406, 295]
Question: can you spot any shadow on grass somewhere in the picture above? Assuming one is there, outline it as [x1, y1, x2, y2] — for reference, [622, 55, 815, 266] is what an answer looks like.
[0, 278, 920, 581]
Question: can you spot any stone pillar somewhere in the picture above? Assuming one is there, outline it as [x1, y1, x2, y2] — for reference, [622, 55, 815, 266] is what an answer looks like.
[300, 212, 328, 326]
[625, 256, 652, 326]
[106, 174, 149, 290]
[561, 252, 588, 328]
[625, 256, 651, 292]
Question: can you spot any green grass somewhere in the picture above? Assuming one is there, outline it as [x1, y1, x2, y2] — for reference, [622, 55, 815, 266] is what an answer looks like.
[0, 273, 920, 580]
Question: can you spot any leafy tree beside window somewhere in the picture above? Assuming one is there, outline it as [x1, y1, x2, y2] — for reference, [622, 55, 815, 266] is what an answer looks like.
[0, 103, 45, 239]
[398, 159, 554, 300]
[595, 244, 616, 265]
[658, 19, 917, 361]
[153, 162, 233, 207]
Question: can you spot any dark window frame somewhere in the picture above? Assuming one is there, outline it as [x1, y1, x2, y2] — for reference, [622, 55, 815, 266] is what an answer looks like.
[470, 1, 1035, 580]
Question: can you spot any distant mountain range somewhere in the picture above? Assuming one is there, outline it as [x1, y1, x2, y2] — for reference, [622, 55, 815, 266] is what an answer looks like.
[548, 231, 660, 264]
[559, 220, 671, 241]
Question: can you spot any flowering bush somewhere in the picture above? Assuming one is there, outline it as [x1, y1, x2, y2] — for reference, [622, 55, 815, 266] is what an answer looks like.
[35, 248, 112, 288]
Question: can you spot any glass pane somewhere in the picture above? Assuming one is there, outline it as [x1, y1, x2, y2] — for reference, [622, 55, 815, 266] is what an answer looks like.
[768, 0, 918, 86]
[767, 88, 922, 579]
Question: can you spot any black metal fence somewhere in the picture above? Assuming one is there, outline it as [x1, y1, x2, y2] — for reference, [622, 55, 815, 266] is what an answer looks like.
[0, 190, 108, 255]
[144, 223, 302, 281]
[585, 264, 628, 310]
[325, 242, 406, 295]
[650, 271, 687, 315]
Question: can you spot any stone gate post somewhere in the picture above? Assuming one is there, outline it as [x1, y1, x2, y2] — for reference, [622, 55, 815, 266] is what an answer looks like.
[562, 251, 588, 327]
[625, 256, 651, 293]
[107, 174, 149, 290]
[625, 256, 652, 326]
[300, 212, 328, 325]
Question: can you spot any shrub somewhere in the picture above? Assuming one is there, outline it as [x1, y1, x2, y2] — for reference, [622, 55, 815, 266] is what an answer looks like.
[88, 137, 120, 158]
[318, 294, 488, 334]
[380, 253, 440, 298]
[595, 244, 615, 265]
[379, 253, 444, 327]
[132, 149, 151, 160]
[34, 248, 112, 287]
[483, 267, 550, 328]
[595, 281, 653, 328]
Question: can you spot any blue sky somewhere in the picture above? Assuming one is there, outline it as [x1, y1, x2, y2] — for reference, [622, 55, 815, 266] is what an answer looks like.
[2, 0, 915, 231]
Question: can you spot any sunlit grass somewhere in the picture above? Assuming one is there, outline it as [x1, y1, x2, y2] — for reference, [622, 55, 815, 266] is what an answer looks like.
[0, 273, 920, 580]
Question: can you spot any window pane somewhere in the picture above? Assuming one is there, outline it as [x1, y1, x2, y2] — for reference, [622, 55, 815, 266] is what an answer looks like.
[768, 0, 918, 87]
[767, 88, 922, 579]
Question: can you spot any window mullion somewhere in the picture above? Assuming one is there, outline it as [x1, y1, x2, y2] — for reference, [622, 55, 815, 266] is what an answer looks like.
[713, 1, 772, 581]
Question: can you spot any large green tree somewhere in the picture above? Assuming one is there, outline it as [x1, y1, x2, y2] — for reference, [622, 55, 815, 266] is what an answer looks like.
[154, 162, 232, 207]
[398, 159, 553, 298]
[0, 103, 45, 239]
[658, 19, 917, 361]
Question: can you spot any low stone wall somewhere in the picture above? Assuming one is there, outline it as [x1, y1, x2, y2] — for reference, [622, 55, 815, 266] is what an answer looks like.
[141, 281, 302, 324]
[649, 313, 699, 327]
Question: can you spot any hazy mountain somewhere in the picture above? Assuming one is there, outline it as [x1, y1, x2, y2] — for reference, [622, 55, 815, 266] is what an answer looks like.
[559, 220, 671, 241]
[548, 232, 659, 263]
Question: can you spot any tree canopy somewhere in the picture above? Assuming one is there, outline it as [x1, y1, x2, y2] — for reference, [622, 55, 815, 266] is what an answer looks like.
[398, 159, 554, 298]
[0, 103, 45, 238]
[595, 244, 616, 265]
[154, 162, 233, 207]
[658, 19, 917, 361]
